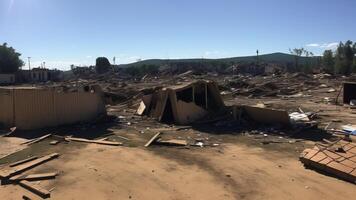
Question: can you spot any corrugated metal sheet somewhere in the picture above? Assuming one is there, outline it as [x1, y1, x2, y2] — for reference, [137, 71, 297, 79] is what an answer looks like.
[0, 87, 105, 130]
[0, 89, 14, 127]
[14, 88, 57, 130]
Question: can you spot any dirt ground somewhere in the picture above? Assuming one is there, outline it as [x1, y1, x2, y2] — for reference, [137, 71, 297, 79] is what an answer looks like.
[1, 141, 355, 200]
[0, 74, 355, 199]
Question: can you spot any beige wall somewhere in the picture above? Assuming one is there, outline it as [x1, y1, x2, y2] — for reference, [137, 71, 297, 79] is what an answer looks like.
[0, 87, 105, 130]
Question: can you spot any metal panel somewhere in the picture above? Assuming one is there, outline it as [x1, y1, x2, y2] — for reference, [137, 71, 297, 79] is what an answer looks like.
[0, 87, 105, 130]
[14, 89, 56, 130]
[54, 91, 105, 125]
[0, 89, 14, 127]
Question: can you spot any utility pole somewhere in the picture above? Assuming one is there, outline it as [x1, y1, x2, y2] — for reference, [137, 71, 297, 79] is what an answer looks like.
[256, 49, 259, 65]
[113, 57, 116, 65]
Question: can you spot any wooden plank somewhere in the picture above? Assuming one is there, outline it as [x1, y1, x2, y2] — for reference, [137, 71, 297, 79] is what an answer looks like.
[144, 132, 161, 147]
[19, 180, 50, 198]
[49, 140, 59, 145]
[156, 139, 188, 146]
[22, 194, 43, 200]
[9, 156, 38, 167]
[22, 134, 52, 145]
[66, 137, 122, 146]
[10, 172, 58, 181]
[0, 153, 59, 179]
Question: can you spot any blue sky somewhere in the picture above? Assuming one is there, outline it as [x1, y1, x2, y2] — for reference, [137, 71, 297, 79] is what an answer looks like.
[0, 0, 355, 70]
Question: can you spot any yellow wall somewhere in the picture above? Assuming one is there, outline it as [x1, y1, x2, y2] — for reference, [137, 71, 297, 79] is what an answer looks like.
[0, 87, 105, 130]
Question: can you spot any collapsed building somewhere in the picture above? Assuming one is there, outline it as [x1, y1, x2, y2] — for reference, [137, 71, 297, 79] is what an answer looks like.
[0, 85, 106, 130]
[137, 80, 225, 124]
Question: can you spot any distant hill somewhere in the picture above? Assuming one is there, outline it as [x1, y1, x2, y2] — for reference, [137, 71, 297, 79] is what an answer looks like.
[122, 52, 320, 67]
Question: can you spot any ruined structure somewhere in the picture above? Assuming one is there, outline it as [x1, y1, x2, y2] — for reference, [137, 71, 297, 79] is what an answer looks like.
[137, 80, 224, 124]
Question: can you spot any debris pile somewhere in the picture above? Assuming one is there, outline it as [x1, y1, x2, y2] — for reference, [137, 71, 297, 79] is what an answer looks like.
[0, 153, 60, 198]
[300, 139, 356, 183]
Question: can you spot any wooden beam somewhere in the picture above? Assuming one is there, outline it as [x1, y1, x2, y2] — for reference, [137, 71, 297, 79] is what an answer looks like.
[0, 153, 59, 179]
[10, 172, 58, 181]
[22, 134, 52, 145]
[9, 156, 38, 167]
[19, 180, 50, 198]
[65, 137, 122, 146]
[144, 132, 161, 147]
[156, 139, 188, 146]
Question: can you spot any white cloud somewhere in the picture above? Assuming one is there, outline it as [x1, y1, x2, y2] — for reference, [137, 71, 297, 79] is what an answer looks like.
[320, 42, 338, 49]
[306, 43, 319, 47]
[305, 42, 338, 50]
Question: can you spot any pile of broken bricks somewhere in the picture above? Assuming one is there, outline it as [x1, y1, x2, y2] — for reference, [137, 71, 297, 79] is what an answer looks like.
[300, 139, 356, 184]
[0, 153, 60, 199]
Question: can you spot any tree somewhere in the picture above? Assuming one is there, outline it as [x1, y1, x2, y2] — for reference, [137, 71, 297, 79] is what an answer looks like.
[322, 50, 334, 74]
[335, 41, 354, 75]
[95, 57, 111, 73]
[0, 43, 24, 73]
[289, 48, 304, 71]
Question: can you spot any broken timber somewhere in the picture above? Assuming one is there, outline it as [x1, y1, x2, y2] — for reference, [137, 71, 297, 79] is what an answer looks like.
[19, 180, 51, 198]
[10, 172, 58, 182]
[156, 139, 188, 146]
[22, 134, 52, 145]
[144, 132, 161, 147]
[65, 137, 122, 146]
[0, 153, 59, 179]
[9, 156, 38, 167]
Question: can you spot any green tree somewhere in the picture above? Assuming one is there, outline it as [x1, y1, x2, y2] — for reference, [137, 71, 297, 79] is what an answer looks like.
[0, 43, 24, 73]
[322, 50, 334, 74]
[95, 57, 111, 73]
[289, 48, 304, 71]
[335, 41, 354, 75]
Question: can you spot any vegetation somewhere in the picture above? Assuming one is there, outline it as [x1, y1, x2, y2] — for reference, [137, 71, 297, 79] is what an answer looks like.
[288, 48, 315, 73]
[322, 50, 334, 74]
[321, 40, 356, 75]
[0, 43, 24, 73]
[95, 57, 111, 73]
[125, 64, 160, 77]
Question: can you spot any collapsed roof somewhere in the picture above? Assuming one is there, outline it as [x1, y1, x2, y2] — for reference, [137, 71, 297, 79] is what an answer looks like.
[137, 80, 225, 124]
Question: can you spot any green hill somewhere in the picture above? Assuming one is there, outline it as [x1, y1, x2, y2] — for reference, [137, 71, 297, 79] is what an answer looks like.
[123, 52, 320, 67]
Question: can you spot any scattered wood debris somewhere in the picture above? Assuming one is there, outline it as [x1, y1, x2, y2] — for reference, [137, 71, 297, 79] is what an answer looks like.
[144, 132, 161, 147]
[49, 140, 59, 145]
[19, 180, 51, 198]
[156, 139, 188, 146]
[22, 134, 52, 145]
[10, 172, 58, 182]
[0, 153, 59, 179]
[65, 137, 122, 146]
[9, 156, 38, 167]
[2, 127, 17, 137]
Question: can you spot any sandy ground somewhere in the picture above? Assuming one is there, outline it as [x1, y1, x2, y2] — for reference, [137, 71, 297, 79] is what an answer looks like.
[0, 137, 27, 160]
[1, 141, 355, 200]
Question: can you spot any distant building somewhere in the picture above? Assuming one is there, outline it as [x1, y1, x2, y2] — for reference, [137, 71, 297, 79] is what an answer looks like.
[30, 68, 49, 82]
[17, 68, 63, 83]
[0, 74, 15, 85]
